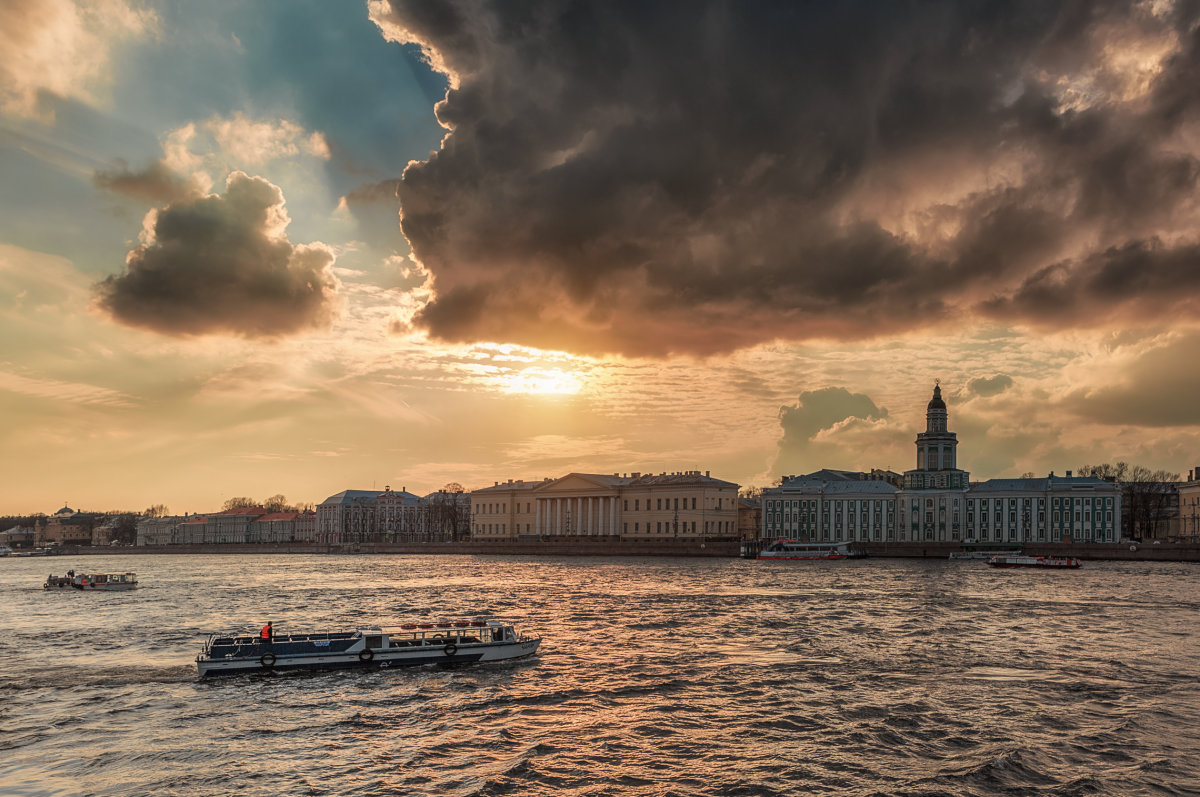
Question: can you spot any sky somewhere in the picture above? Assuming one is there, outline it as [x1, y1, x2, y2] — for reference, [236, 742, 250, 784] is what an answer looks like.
[2, 0, 1200, 516]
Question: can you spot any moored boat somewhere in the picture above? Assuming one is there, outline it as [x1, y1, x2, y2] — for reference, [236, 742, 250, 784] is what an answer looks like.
[757, 540, 861, 560]
[987, 554, 1080, 569]
[195, 619, 541, 678]
[44, 571, 138, 590]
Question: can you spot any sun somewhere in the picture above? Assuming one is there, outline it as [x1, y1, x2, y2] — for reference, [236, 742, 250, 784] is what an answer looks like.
[500, 368, 584, 395]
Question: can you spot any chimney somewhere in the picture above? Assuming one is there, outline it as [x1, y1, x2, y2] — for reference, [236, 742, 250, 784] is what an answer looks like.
[705, 470, 710, 477]
[1066, 470, 1072, 477]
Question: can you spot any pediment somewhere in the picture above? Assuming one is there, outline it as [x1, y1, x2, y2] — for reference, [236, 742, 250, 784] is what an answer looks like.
[536, 473, 619, 495]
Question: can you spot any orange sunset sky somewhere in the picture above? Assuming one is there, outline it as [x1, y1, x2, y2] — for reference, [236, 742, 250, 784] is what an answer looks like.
[3, 0, 1200, 515]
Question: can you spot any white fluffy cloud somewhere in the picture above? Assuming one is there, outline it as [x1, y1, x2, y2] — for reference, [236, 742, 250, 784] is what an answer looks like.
[0, 0, 156, 119]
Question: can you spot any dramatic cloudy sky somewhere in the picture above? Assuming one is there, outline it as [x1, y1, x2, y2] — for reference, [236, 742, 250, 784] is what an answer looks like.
[2, 0, 1199, 514]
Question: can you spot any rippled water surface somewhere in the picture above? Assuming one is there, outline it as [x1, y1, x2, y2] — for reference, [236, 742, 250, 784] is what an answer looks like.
[2, 554, 1199, 796]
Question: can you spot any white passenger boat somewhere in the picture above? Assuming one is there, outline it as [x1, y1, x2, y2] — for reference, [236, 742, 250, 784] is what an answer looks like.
[195, 619, 541, 678]
[44, 571, 138, 590]
[987, 554, 1081, 569]
[757, 540, 861, 560]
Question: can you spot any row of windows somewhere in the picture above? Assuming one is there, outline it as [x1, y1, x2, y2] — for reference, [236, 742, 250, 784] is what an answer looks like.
[474, 520, 735, 535]
[475, 497, 729, 515]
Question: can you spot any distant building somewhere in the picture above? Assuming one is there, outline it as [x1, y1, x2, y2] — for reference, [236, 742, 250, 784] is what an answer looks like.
[1, 526, 36, 549]
[762, 384, 1122, 544]
[40, 505, 92, 547]
[470, 471, 740, 541]
[315, 487, 468, 544]
[91, 518, 121, 546]
[737, 497, 761, 541]
[1180, 467, 1200, 541]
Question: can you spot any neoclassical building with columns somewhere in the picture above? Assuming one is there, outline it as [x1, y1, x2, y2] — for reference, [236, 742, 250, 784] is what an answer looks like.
[470, 471, 740, 541]
[762, 384, 1123, 544]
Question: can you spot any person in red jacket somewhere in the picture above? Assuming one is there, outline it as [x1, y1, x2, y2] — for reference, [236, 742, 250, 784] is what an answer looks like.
[260, 621, 273, 643]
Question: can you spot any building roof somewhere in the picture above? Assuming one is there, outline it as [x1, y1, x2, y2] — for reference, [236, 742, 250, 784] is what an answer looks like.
[970, 475, 1121, 493]
[474, 471, 739, 494]
[771, 476, 898, 495]
[215, 506, 269, 516]
[255, 512, 300, 522]
[319, 489, 384, 506]
[927, 383, 946, 411]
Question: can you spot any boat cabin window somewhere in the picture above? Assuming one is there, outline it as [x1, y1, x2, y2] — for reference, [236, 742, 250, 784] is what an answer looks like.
[365, 635, 384, 649]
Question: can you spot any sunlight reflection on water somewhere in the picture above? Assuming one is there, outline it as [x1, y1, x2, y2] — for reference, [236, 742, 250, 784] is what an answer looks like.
[1, 553, 1198, 796]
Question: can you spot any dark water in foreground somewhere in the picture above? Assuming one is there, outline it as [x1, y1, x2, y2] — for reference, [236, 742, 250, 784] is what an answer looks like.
[1, 554, 1198, 796]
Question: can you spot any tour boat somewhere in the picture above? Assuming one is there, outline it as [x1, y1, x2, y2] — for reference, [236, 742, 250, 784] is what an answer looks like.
[44, 571, 138, 590]
[195, 619, 541, 678]
[986, 554, 1081, 569]
[757, 540, 861, 560]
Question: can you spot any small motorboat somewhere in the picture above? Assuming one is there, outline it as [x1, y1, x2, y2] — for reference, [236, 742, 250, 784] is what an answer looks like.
[987, 554, 1081, 569]
[44, 571, 138, 590]
[195, 619, 541, 678]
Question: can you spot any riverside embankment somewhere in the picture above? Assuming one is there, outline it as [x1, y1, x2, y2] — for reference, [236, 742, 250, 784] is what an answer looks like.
[58, 538, 1200, 561]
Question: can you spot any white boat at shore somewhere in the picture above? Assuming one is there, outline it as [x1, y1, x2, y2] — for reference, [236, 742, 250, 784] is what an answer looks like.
[195, 619, 541, 678]
[757, 540, 864, 560]
[987, 554, 1081, 569]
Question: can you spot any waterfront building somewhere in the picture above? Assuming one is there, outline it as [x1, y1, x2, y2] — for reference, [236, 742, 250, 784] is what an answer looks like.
[316, 490, 384, 543]
[737, 496, 761, 541]
[39, 505, 91, 547]
[470, 471, 739, 541]
[1181, 467, 1200, 541]
[91, 518, 121, 546]
[136, 515, 187, 545]
[0, 525, 36, 550]
[315, 487, 468, 544]
[762, 384, 1122, 544]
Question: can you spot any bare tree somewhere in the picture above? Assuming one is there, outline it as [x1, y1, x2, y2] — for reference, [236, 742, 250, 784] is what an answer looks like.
[1081, 462, 1179, 539]
[1020, 472, 1036, 479]
[264, 494, 291, 513]
[1078, 462, 1129, 481]
[143, 504, 169, 518]
[222, 497, 258, 511]
[739, 485, 763, 500]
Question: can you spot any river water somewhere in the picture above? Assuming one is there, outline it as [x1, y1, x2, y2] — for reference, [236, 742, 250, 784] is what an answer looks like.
[1, 554, 1198, 796]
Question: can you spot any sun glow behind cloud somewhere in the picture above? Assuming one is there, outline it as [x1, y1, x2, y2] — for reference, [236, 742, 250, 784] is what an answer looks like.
[497, 367, 584, 395]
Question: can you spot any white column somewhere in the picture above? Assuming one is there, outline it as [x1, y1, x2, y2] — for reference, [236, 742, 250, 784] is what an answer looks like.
[610, 497, 616, 535]
[555, 499, 561, 535]
[588, 497, 595, 535]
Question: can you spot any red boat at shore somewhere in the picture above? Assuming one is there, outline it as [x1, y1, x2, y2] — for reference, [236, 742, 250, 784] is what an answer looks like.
[987, 554, 1081, 569]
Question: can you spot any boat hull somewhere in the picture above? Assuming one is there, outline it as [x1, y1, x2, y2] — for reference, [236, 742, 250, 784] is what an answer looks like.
[196, 638, 540, 678]
[987, 555, 1080, 569]
[756, 554, 847, 560]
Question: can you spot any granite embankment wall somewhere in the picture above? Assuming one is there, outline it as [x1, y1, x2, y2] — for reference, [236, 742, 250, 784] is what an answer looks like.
[859, 541, 1200, 562]
[67, 540, 1200, 561]
[74, 539, 742, 558]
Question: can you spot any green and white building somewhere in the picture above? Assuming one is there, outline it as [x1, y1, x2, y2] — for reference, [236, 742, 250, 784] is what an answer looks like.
[762, 384, 1122, 544]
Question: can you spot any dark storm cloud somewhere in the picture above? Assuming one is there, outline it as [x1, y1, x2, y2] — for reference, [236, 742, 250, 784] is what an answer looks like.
[93, 159, 199, 205]
[370, 0, 1200, 357]
[340, 179, 408, 252]
[965, 374, 1014, 398]
[95, 172, 337, 337]
[1064, 331, 1200, 426]
[772, 387, 889, 475]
